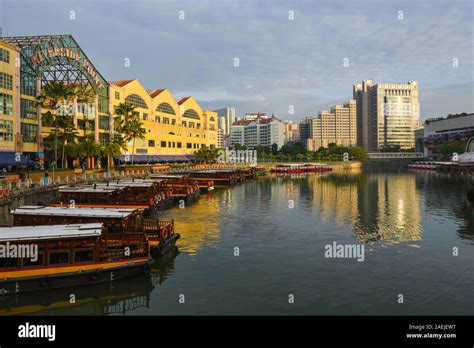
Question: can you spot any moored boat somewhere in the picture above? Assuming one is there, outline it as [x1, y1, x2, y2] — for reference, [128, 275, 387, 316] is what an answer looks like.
[271, 163, 332, 174]
[185, 169, 239, 186]
[271, 164, 306, 174]
[149, 174, 205, 197]
[51, 180, 174, 211]
[407, 161, 440, 171]
[0, 223, 152, 296]
[10, 206, 179, 256]
[303, 163, 333, 173]
[253, 166, 267, 177]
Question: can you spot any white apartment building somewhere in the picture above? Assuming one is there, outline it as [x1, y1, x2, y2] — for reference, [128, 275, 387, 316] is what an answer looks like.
[230, 115, 285, 149]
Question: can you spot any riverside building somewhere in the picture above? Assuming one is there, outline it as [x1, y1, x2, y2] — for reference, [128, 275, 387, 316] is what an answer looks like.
[353, 80, 420, 151]
[0, 35, 218, 167]
[422, 113, 474, 156]
[109, 79, 218, 162]
[300, 100, 357, 151]
[230, 114, 285, 149]
[0, 35, 110, 168]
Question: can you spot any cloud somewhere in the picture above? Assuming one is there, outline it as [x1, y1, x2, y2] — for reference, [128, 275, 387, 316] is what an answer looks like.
[1, 0, 472, 120]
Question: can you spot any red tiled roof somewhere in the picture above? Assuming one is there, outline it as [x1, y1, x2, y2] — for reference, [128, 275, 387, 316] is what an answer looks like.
[177, 97, 191, 105]
[108, 79, 134, 87]
[233, 119, 253, 126]
[147, 89, 166, 98]
[233, 115, 280, 126]
[259, 116, 279, 124]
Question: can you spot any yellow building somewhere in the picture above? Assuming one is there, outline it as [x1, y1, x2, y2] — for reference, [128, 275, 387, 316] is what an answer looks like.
[0, 39, 39, 156]
[109, 79, 218, 159]
[0, 35, 218, 167]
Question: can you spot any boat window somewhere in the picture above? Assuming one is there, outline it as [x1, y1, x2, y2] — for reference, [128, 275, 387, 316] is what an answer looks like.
[74, 250, 94, 263]
[0, 257, 19, 268]
[49, 251, 70, 265]
[468, 139, 474, 152]
[23, 253, 44, 268]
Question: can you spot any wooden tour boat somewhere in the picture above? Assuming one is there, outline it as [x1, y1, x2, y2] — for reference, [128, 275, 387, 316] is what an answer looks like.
[407, 161, 441, 171]
[183, 168, 254, 186]
[149, 174, 206, 197]
[0, 223, 152, 296]
[51, 180, 174, 211]
[271, 163, 332, 174]
[10, 206, 180, 256]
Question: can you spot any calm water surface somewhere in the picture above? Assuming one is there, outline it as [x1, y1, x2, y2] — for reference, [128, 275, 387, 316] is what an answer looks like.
[2, 168, 473, 315]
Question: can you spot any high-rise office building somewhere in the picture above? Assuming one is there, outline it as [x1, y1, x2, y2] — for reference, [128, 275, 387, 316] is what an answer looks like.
[214, 107, 235, 135]
[353, 80, 419, 151]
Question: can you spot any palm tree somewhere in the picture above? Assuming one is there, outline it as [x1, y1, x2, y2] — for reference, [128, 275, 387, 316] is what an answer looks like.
[37, 81, 76, 173]
[77, 136, 101, 169]
[99, 142, 122, 171]
[58, 116, 79, 168]
[114, 103, 146, 164]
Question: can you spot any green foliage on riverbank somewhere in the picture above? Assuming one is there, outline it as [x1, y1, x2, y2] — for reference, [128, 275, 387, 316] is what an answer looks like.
[231, 142, 367, 162]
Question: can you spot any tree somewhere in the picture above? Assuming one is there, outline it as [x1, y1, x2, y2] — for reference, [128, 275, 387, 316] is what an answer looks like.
[271, 143, 278, 155]
[195, 147, 220, 163]
[433, 140, 467, 160]
[37, 81, 76, 170]
[57, 116, 79, 168]
[232, 143, 248, 151]
[348, 147, 367, 161]
[99, 142, 122, 170]
[295, 153, 305, 162]
[76, 136, 101, 169]
[114, 103, 146, 164]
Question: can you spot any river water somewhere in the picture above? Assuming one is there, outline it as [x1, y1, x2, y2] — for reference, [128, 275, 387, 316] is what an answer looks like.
[1, 168, 473, 315]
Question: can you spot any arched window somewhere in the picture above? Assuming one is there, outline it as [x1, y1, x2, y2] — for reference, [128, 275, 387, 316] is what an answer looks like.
[156, 102, 176, 115]
[209, 116, 215, 122]
[183, 109, 200, 119]
[125, 94, 148, 109]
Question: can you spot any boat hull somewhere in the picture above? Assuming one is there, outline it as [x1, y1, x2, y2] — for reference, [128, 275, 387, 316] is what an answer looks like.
[0, 258, 152, 296]
[151, 233, 180, 257]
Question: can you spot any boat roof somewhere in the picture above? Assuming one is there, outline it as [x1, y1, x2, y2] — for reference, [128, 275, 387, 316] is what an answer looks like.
[149, 174, 185, 179]
[0, 223, 103, 242]
[59, 187, 121, 193]
[11, 206, 137, 218]
[189, 169, 236, 173]
[80, 181, 156, 188]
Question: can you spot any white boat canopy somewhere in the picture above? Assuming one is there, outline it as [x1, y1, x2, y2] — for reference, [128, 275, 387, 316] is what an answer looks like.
[0, 223, 103, 242]
[11, 206, 137, 218]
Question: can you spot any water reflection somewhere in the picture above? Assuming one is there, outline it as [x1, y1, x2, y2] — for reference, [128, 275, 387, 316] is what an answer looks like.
[307, 169, 472, 244]
[152, 194, 221, 256]
[0, 247, 179, 315]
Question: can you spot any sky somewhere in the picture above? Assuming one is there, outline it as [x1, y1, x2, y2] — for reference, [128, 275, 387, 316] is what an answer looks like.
[0, 0, 473, 122]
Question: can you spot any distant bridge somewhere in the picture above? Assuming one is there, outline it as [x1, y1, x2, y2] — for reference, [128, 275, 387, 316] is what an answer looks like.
[366, 152, 424, 160]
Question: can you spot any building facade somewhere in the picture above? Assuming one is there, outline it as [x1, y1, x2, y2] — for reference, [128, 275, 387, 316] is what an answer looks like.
[301, 100, 357, 151]
[353, 80, 419, 151]
[214, 107, 235, 135]
[230, 114, 285, 149]
[0, 35, 111, 168]
[0, 35, 218, 168]
[422, 113, 474, 156]
[109, 79, 218, 158]
[283, 120, 299, 144]
[0, 40, 22, 155]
